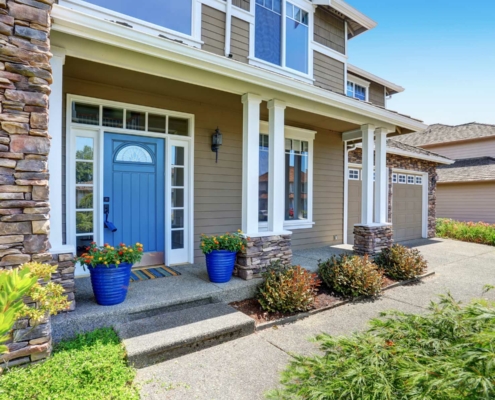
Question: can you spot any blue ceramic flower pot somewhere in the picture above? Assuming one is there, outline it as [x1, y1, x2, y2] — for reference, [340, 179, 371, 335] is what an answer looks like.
[205, 250, 237, 283]
[88, 263, 133, 306]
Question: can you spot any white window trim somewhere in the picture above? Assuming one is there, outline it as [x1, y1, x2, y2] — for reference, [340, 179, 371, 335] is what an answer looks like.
[347, 75, 370, 102]
[58, 0, 204, 48]
[392, 173, 398, 183]
[67, 95, 195, 276]
[415, 176, 423, 185]
[398, 174, 406, 184]
[258, 121, 316, 230]
[348, 168, 360, 180]
[407, 175, 415, 184]
[249, 0, 315, 83]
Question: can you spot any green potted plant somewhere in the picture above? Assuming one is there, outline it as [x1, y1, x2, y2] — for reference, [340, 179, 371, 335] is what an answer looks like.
[200, 231, 247, 283]
[77, 242, 144, 306]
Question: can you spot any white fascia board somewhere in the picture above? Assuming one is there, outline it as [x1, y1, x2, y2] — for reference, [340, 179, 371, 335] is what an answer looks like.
[329, 0, 377, 31]
[51, 5, 426, 132]
[354, 143, 454, 165]
[348, 64, 405, 94]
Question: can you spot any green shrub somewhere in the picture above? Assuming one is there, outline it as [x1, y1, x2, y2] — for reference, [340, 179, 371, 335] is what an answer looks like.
[258, 262, 321, 313]
[0, 328, 138, 400]
[375, 244, 427, 280]
[267, 294, 495, 400]
[437, 218, 495, 246]
[318, 254, 383, 298]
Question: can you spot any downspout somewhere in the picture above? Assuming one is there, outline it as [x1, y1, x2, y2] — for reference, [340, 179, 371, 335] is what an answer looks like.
[343, 141, 357, 245]
[225, 0, 232, 57]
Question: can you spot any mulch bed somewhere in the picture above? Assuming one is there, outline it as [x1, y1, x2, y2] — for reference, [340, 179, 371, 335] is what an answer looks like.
[230, 275, 402, 326]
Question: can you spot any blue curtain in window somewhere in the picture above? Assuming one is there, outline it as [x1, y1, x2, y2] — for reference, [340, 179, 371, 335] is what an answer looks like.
[85, 0, 192, 35]
[285, 18, 308, 73]
[255, 5, 282, 66]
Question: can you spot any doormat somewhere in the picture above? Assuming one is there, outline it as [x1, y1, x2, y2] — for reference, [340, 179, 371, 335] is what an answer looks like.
[130, 266, 181, 282]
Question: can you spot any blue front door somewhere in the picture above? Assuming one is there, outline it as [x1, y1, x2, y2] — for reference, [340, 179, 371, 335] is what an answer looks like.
[104, 133, 165, 265]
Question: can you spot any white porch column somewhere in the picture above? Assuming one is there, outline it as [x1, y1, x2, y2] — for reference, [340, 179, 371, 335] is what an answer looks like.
[241, 93, 262, 235]
[48, 47, 68, 254]
[267, 99, 287, 233]
[374, 128, 389, 224]
[361, 124, 375, 225]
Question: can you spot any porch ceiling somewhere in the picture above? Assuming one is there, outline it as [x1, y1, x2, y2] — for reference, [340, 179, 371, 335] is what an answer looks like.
[64, 57, 361, 134]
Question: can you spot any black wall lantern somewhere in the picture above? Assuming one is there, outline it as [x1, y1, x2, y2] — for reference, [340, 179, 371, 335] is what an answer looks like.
[211, 127, 223, 163]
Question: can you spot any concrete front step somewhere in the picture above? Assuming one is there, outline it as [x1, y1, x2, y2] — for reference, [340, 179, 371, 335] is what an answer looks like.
[115, 302, 255, 368]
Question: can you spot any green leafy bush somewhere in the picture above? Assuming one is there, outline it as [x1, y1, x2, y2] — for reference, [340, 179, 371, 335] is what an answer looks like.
[267, 294, 495, 400]
[258, 263, 321, 313]
[0, 328, 138, 400]
[375, 244, 427, 280]
[437, 218, 495, 246]
[318, 254, 383, 298]
[0, 263, 69, 355]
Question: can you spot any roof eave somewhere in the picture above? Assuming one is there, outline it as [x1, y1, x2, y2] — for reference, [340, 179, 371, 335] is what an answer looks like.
[355, 143, 454, 165]
[313, 0, 377, 35]
[348, 64, 405, 94]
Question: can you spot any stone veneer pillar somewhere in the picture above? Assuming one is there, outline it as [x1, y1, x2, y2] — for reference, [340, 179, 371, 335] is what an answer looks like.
[353, 225, 393, 257]
[0, 0, 75, 369]
[235, 234, 292, 280]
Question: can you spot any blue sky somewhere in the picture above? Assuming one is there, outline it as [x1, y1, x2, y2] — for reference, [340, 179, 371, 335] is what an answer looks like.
[346, 0, 495, 126]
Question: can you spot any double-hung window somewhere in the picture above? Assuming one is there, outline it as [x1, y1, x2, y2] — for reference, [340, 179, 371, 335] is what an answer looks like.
[258, 123, 315, 229]
[255, 0, 310, 74]
[77, 0, 193, 36]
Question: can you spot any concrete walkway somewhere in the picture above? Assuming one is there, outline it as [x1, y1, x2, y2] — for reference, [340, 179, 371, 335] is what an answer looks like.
[136, 238, 495, 400]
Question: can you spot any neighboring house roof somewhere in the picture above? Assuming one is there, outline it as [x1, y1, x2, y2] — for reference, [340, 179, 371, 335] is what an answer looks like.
[437, 157, 495, 184]
[395, 123, 495, 147]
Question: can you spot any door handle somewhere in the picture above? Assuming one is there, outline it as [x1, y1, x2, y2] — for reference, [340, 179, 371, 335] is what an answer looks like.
[103, 204, 117, 232]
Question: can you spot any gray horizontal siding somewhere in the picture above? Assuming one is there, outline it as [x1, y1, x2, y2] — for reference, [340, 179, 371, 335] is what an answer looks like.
[313, 51, 345, 94]
[369, 81, 385, 107]
[201, 5, 226, 56]
[230, 16, 249, 63]
[232, 0, 250, 11]
[314, 7, 345, 55]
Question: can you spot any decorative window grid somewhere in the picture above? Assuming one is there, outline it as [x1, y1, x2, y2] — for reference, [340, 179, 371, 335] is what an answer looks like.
[398, 174, 406, 184]
[348, 169, 360, 180]
[407, 175, 415, 184]
[392, 173, 398, 183]
[415, 176, 423, 185]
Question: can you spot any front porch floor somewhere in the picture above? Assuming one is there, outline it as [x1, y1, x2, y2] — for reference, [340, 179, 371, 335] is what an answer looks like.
[52, 245, 353, 342]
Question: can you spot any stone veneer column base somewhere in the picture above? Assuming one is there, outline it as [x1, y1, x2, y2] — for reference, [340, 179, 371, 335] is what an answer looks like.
[234, 234, 292, 280]
[353, 225, 394, 257]
[50, 253, 76, 311]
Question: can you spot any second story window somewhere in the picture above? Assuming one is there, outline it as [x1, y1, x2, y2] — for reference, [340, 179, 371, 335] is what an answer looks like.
[347, 81, 367, 101]
[255, 0, 310, 74]
[84, 0, 193, 36]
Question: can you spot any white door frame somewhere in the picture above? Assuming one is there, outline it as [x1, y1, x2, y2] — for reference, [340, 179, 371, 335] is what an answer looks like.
[66, 95, 195, 276]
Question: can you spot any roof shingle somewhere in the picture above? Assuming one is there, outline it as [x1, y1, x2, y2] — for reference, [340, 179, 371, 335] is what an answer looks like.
[395, 123, 495, 147]
[437, 157, 495, 183]
[387, 139, 452, 163]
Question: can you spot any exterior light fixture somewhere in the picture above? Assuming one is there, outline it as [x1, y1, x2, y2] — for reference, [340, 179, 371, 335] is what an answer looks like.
[211, 128, 223, 163]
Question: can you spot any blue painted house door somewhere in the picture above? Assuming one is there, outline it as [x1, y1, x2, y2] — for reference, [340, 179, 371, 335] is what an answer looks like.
[104, 133, 165, 266]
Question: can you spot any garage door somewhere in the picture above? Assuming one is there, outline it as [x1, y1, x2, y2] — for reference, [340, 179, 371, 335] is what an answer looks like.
[392, 174, 423, 242]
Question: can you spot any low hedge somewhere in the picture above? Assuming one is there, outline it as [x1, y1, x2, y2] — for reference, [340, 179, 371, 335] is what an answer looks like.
[318, 254, 383, 298]
[258, 263, 321, 313]
[436, 218, 495, 246]
[375, 244, 427, 281]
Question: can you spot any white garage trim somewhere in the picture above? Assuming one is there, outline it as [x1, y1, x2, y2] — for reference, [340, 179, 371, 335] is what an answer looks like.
[392, 168, 429, 240]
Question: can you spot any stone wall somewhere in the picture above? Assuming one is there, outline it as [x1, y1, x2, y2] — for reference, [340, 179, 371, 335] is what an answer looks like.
[235, 234, 292, 280]
[0, 0, 59, 368]
[353, 224, 393, 256]
[349, 149, 438, 238]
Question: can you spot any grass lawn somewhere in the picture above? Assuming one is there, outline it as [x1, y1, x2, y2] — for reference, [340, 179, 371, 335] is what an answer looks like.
[437, 218, 495, 246]
[267, 293, 495, 400]
[0, 328, 138, 400]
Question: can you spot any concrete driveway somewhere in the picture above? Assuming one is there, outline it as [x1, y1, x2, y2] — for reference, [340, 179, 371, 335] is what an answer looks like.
[136, 238, 495, 400]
